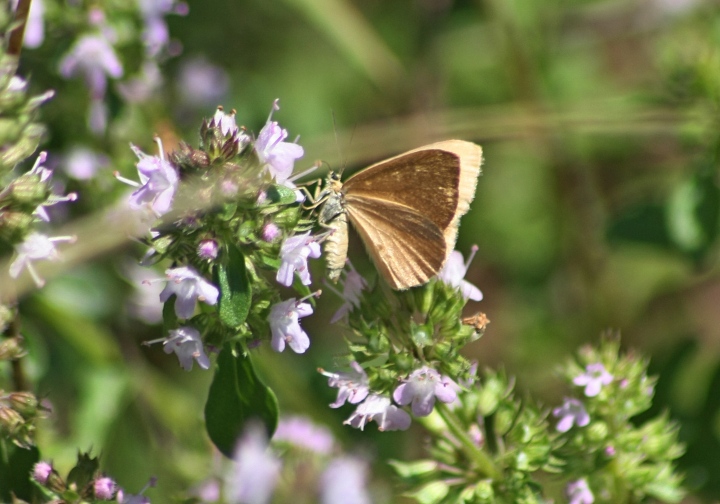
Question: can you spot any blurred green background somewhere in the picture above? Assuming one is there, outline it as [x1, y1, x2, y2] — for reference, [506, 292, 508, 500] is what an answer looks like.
[11, 0, 720, 501]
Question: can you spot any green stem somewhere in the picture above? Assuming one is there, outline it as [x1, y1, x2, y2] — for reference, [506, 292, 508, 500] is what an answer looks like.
[435, 403, 500, 480]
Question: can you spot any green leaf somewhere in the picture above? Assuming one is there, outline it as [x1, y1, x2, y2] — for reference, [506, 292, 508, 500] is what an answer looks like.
[215, 245, 252, 327]
[0, 442, 39, 502]
[667, 172, 720, 261]
[162, 295, 178, 333]
[205, 343, 279, 458]
[406, 481, 449, 504]
[607, 204, 672, 249]
[67, 452, 99, 489]
[265, 184, 298, 205]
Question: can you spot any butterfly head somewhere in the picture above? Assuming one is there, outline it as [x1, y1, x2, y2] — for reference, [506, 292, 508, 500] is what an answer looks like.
[326, 170, 343, 193]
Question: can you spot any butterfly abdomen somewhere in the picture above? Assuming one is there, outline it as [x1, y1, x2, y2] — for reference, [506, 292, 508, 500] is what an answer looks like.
[319, 188, 349, 282]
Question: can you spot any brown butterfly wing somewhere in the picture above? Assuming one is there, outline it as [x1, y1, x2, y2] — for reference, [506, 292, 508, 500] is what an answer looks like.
[342, 140, 482, 288]
[343, 149, 460, 231]
[344, 195, 447, 289]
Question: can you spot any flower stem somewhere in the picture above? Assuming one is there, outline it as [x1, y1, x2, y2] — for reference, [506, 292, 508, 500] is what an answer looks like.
[435, 403, 500, 480]
[8, 0, 32, 56]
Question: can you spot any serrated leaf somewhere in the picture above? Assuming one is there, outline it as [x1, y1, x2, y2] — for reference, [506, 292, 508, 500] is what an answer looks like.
[205, 344, 279, 458]
[265, 184, 298, 205]
[216, 245, 252, 327]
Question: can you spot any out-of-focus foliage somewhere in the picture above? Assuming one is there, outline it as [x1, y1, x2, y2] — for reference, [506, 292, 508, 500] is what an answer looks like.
[2, 0, 720, 501]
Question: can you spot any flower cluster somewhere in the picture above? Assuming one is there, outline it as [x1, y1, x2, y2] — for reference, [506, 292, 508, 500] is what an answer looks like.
[118, 102, 320, 372]
[31, 453, 155, 503]
[319, 248, 485, 432]
[1, 149, 78, 287]
[197, 418, 372, 504]
[53, 3, 187, 133]
[390, 338, 685, 503]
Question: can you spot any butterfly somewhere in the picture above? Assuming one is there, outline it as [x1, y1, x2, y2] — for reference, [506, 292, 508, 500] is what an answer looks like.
[318, 140, 482, 290]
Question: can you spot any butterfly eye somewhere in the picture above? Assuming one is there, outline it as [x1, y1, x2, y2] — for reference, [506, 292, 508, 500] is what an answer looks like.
[330, 171, 341, 182]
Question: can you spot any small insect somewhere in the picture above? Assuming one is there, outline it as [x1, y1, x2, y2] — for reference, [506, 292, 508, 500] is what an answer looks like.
[317, 140, 482, 290]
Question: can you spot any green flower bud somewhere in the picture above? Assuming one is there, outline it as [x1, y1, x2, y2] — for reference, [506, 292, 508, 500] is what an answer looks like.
[392, 352, 415, 372]
[8, 392, 38, 417]
[0, 304, 13, 334]
[0, 210, 34, 240]
[411, 323, 432, 347]
[407, 481, 449, 504]
[0, 405, 23, 434]
[474, 480, 495, 501]
[10, 173, 49, 205]
[46, 471, 67, 493]
[0, 338, 24, 360]
[586, 420, 609, 442]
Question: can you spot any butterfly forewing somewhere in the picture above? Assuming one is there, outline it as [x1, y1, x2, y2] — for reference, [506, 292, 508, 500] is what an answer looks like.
[342, 149, 462, 231]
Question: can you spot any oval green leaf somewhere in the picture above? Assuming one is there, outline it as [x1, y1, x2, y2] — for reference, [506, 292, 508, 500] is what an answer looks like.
[216, 245, 252, 327]
[265, 184, 298, 205]
[204, 343, 279, 458]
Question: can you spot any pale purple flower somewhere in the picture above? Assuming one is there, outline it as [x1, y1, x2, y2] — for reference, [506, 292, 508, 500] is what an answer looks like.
[393, 366, 458, 417]
[261, 222, 281, 242]
[32, 461, 53, 484]
[321, 362, 370, 408]
[138, 0, 188, 57]
[330, 264, 367, 323]
[274, 416, 334, 454]
[116, 477, 156, 504]
[89, 98, 108, 132]
[573, 363, 613, 397]
[320, 457, 371, 504]
[345, 394, 411, 432]
[255, 100, 304, 184]
[178, 57, 229, 107]
[214, 107, 238, 136]
[160, 266, 219, 319]
[117, 61, 163, 103]
[94, 476, 117, 500]
[206, 108, 250, 152]
[268, 298, 313, 353]
[163, 326, 210, 371]
[59, 33, 123, 98]
[198, 239, 219, 260]
[191, 479, 220, 503]
[9, 233, 75, 287]
[276, 232, 321, 287]
[117, 491, 150, 504]
[64, 146, 108, 180]
[553, 398, 590, 433]
[566, 479, 594, 504]
[118, 139, 179, 216]
[438, 247, 482, 301]
[226, 423, 281, 504]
